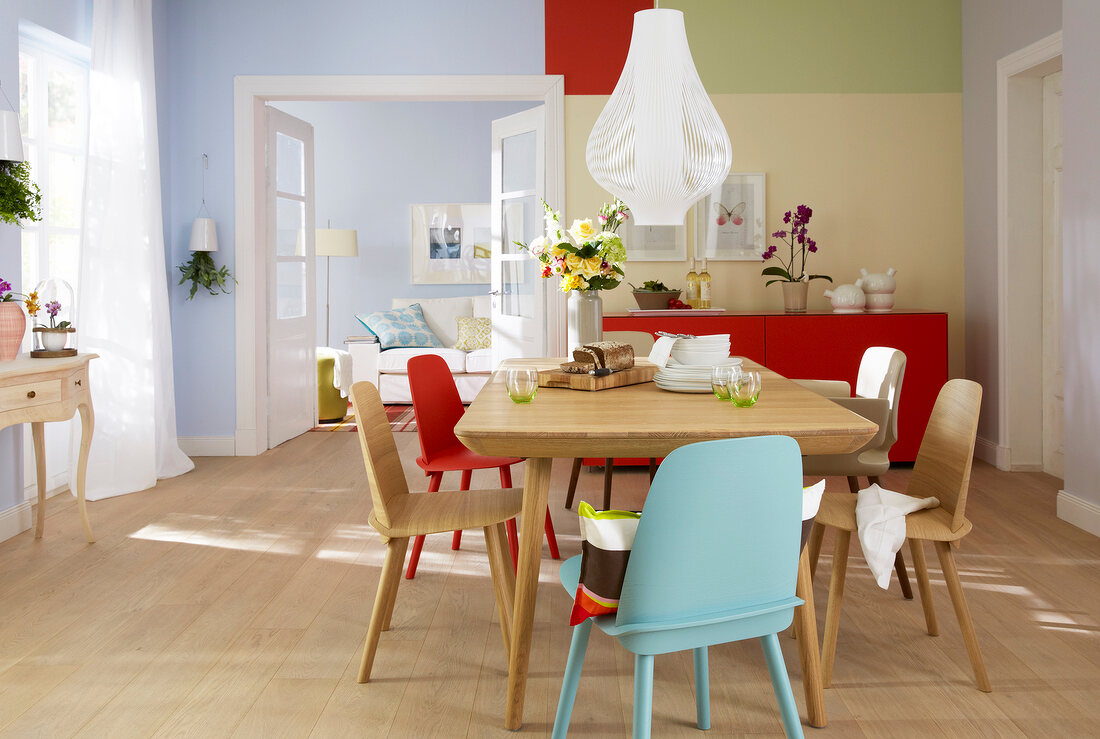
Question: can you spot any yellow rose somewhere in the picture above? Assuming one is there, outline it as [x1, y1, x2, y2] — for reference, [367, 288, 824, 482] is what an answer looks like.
[564, 254, 583, 271]
[580, 257, 603, 277]
[550, 244, 568, 259]
[560, 273, 586, 292]
[568, 218, 598, 244]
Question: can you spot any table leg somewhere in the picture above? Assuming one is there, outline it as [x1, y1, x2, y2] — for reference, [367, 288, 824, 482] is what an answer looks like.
[76, 401, 95, 544]
[505, 456, 552, 730]
[31, 422, 46, 539]
[795, 546, 827, 728]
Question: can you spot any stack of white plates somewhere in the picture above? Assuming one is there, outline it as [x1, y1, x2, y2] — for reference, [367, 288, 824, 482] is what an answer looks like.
[669, 334, 731, 366]
[655, 356, 743, 393]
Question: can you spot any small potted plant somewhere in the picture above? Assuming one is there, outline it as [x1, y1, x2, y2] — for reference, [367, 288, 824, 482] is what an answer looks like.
[35, 299, 74, 352]
[0, 278, 38, 361]
[761, 204, 831, 312]
[629, 280, 683, 310]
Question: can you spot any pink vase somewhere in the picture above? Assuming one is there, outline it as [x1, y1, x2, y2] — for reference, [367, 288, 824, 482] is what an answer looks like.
[0, 302, 27, 361]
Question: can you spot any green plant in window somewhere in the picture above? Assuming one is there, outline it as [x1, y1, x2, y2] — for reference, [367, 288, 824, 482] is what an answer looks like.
[0, 160, 43, 227]
[177, 251, 235, 300]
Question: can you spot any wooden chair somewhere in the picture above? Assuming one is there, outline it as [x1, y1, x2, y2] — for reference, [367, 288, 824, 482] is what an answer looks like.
[349, 380, 521, 683]
[564, 331, 659, 511]
[811, 379, 990, 692]
[403, 354, 559, 579]
[797, 347, 914, 598]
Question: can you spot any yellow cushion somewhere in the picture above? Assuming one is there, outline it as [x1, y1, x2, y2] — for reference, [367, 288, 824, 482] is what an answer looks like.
[455, 316, 491, 350]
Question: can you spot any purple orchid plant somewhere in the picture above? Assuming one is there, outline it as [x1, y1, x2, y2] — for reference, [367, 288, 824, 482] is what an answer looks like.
[761, 204, 831, 286]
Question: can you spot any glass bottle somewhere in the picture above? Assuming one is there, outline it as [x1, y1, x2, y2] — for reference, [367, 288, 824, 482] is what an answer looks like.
[699, 258, 712, 309]
[685, 258, 700, 308]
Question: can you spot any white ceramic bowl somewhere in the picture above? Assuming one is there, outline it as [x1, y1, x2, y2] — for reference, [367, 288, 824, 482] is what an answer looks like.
[671, 347, 731, 365]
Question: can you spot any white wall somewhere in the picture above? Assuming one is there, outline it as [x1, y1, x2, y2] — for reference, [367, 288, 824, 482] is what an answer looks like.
[1059, 0, 1100, 536]
[961, 0, 1062, 444]
[273, 99, 537, 350]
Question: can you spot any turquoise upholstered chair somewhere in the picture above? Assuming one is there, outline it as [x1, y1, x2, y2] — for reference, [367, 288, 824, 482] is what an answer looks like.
[552, 436, 806, 739]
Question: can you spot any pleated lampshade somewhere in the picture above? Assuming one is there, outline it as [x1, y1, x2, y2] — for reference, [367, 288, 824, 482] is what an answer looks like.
[0, 110, 24, 162]
[586, 9, 731, 226]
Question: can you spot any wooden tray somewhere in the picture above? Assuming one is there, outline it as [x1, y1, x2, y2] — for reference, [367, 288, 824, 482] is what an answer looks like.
[538, 362, 657, 391]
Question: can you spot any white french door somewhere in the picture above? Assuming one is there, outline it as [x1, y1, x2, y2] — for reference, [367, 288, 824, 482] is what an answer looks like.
[265, 106, 316, 448]
[490, 106, 550, 366]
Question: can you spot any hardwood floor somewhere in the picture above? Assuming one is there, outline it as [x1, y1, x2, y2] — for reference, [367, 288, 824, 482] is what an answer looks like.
[0, 430, 1097, 737]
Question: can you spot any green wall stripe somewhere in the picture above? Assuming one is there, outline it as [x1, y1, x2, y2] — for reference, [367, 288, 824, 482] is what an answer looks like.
[666, 0, 961, 93]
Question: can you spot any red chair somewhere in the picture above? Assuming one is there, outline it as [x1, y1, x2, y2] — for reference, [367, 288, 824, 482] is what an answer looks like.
[404, 353, 560, 579]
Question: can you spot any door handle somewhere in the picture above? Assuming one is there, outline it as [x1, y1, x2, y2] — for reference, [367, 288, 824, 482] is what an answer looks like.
[488, 290, 502, 296]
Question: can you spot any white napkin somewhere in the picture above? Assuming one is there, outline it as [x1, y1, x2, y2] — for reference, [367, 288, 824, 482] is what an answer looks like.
[855, 483, 939, 589]
[803, 480, 826, 521]
[322, 347, 354, 398]
[648, 335, 677, 369]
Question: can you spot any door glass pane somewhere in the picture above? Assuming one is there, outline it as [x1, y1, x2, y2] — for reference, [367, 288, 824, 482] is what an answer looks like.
[502, 195, 542, 255]
[276, 261, 306, 319]
[502, 129, 537, 193]
[500, 258, 536, 319]
[48, 233, 79, 295]
[47, 66, 80, 147]
[276, 132, 304, 195]
[19, 52, 33, 135]
[276, 196, 304, 256]
[48, 151, 82, 228]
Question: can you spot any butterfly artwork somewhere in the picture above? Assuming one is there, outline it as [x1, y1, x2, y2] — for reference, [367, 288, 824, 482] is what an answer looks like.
[714, 201, 746, 227]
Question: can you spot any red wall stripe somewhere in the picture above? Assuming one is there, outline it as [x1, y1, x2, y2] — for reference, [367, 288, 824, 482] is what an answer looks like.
[545, 0, 652, 95]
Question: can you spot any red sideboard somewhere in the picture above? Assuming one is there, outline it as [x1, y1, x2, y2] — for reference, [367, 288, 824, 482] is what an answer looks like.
[603, 310, 948, 462]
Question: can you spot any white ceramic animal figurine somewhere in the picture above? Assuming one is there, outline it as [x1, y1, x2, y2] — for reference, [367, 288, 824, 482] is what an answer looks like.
[824, 280, 867, 313]
[860, 267, 897, 312]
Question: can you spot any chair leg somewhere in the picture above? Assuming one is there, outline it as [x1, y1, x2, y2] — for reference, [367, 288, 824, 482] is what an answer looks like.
[358, 536, 409, 683]
[846, 475, 860, 494]
[648, 458, 657, 482]
[633, 653, 654, 739]
[909, 538, 939, 636]
[693, 646, 710, 730]
[500, 466, 519, 572]
[404, 471, 443, 579]
[565, 458, 582, 509]
[761, 632, 805, 739]
[544, 508, 561, 560]
[484, 522, 516, 656]
[451, 469, 472, 551]
[551, 620, 593, 739]
[893, 551, 915, 600]
[603, 458, 614, 511]
[821, 528, 851, 688]
[807, 522, 825, 582]
[934, 540, 992, 692]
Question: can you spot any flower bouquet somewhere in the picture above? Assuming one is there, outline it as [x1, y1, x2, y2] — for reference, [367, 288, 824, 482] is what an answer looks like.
[516, 200, 629, 293]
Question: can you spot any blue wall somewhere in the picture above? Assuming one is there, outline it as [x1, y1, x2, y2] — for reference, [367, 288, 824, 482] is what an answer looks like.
[273, 100, 538, 350]
[0, 0, 92, 516]
[160, 0, 546, 438]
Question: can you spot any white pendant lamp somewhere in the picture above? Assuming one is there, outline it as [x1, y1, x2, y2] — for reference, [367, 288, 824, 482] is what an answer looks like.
[586, 8, 731, 226]
[0, 80, 24, 162]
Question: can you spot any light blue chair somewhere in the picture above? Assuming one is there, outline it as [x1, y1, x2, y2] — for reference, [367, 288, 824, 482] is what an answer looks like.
[551, 436, 806, 739]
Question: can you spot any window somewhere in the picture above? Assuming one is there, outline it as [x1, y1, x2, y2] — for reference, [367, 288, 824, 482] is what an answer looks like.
[19, 25, 89, 340]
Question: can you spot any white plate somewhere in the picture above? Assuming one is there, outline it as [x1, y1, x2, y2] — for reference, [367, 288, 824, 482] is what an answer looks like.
[654, 382, 715, 394]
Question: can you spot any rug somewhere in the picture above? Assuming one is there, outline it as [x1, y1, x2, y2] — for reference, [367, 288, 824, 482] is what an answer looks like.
[310, 404, 417, 433]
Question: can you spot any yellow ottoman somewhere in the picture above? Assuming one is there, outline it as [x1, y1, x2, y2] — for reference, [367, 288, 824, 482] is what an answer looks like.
[317, 348, 349, 422]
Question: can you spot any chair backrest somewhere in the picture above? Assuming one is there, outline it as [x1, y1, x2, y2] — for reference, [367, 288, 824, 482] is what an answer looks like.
[407, 353, 465, 464]
[350, 380, 409, 528]
[615, 436, 803, 628]
[855, 347, 907, 451]
[604, 330, 656, 355]
[908, 379, 982, 531]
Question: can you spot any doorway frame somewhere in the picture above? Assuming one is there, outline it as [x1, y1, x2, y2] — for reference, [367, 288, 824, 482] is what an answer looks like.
[995, 32, 1062, 471]
[232, 75, 566, 456]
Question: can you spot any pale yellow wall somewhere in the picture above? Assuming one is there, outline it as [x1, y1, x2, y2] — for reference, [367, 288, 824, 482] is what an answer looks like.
[565, 93, 966, 378]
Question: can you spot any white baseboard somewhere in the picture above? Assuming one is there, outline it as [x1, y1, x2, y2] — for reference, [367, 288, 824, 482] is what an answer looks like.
[0, 500, 33, 543]
[179, 436, 236, 457]
[1057, 490, 1100, 538]
[975, 435, 1010, 470]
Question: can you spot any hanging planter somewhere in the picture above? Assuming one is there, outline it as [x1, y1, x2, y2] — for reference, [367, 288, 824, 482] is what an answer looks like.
[0, 160, 42, 227]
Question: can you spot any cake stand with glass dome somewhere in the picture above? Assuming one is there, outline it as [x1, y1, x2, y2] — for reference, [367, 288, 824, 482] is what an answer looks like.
[31, 278, 77, 358]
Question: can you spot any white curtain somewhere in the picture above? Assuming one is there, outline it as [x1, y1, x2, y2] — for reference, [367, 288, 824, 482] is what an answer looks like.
[74, 0, 193, 500]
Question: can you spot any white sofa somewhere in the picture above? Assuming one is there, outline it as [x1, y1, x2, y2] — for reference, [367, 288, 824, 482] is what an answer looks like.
[348, 296, 494, 403]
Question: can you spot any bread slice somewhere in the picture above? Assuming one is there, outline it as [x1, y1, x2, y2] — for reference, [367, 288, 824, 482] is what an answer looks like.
[573, 347, 602, 368]
[560, 361, 595, 374]
[583, 341, 635, 371]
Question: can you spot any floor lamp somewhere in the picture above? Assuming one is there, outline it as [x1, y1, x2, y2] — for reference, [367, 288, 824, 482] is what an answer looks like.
[316, 228, 359, 347]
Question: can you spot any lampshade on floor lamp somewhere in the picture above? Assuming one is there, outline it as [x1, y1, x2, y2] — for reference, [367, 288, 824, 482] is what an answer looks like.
[316, 228, 359, 347]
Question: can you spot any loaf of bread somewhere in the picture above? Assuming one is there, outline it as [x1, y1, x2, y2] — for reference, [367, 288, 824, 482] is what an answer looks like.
[559, 361, 595, 374]
[583, 340, 635, 371]
[572, 346, 601, 368]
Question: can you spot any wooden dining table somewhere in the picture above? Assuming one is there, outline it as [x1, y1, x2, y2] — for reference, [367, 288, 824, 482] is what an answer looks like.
[454, 358, 879, 731]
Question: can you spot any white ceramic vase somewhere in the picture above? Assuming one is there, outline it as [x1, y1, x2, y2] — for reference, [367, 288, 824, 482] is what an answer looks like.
[567, 290, 603, 351]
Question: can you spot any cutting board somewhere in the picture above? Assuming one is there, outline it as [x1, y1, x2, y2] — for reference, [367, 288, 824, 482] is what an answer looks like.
[537, 361, 657, 391]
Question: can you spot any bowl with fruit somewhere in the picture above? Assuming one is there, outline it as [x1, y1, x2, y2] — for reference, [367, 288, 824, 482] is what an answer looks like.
[631, 280, 684, 310]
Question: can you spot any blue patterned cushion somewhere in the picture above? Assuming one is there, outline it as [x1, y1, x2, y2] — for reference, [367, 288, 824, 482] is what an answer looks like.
[355, 304, 443, 350]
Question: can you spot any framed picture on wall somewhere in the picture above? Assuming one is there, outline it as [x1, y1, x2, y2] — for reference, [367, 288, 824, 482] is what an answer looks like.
[693, 172, 766, 261]
[410, 203, 492, 284]
[618, 218, 688, 261]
